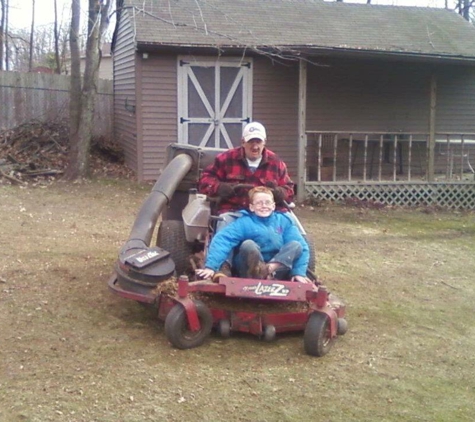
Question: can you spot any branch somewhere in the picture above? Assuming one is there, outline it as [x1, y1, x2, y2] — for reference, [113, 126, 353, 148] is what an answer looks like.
[0, 170, 26, 185]
[127, 6, 325, 67]
[193, 0, 208, 35]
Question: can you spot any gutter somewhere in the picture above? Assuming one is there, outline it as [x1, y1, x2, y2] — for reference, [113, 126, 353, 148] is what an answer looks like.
[135, 42, 475, 65]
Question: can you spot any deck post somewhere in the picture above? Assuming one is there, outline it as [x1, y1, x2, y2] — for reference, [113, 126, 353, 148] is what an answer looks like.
[297, 59, 307, 202]
[428, 73, 437, 181]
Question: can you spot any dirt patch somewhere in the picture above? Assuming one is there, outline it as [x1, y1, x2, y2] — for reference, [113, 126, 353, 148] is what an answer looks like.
[1, 180, 475, 421]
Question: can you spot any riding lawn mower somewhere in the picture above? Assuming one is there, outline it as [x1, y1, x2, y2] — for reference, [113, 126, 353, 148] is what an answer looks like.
[108, 143, 347, 357]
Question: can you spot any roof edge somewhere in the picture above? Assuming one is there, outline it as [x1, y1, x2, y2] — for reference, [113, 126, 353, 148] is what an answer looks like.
[135, 42, 475, 65]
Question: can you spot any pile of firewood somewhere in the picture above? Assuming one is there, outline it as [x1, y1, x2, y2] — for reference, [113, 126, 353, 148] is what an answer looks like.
[0, 120, 68, 184]
[0, 120, 131, 184]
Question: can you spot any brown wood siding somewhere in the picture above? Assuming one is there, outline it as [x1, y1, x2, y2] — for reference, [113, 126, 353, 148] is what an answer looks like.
[306, 59, 432, 133]
[436, 65, 475, 134]
[113, 9, 138, 174]
[140, 54, 178, 180]
[252, 57, 300, 182]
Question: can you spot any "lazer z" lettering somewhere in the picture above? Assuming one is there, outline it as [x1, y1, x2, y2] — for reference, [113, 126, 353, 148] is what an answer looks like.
[243, 282, 290, 297]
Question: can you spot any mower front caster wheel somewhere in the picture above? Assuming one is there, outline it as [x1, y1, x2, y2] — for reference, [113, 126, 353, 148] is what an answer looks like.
[337, 318, 348, 335]
[304, 312, 334, 357]
[263, 325, 276, 342]
[218, 319, 231, 338]
[165, 300, 212, 349]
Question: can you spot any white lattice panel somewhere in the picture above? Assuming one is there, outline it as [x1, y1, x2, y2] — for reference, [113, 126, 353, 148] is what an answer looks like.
[305, 182, 475, 209]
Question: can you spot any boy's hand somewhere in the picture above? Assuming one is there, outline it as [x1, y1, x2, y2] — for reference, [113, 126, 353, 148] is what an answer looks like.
[195, 268, 215, 279]
[291, 275, 312, 284]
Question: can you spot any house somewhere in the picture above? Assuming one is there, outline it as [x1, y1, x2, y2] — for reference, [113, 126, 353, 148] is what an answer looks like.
[79, 42, 113, 80]
[112, 0, 475, 208]
[31, 66, 55, 74]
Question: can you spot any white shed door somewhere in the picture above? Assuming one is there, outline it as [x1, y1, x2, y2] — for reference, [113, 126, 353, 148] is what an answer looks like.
[178, 57, 253, 148]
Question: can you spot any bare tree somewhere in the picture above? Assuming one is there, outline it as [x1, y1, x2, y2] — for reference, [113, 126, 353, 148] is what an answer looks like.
[53, 0, 61, 74]
[28, 0, 35, 71]
[4, 0, 8, 70]
[456, 0, 475, 21]
[0, 0, 4, 69]
[4, 24, 66, 72]
[0, 0, 9, 70]
[64, 0, 111, 180]
[68, 0, 81, 174]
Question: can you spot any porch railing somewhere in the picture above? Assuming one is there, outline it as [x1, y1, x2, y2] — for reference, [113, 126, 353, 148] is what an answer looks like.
[305, 131, 475, 183]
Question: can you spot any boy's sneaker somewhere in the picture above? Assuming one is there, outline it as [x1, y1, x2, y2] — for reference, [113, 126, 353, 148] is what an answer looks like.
[247, 251, 268, 279]
[265, 262, 287, 280]
[212, 262, 232, 282]
[219, 262, 232, 277]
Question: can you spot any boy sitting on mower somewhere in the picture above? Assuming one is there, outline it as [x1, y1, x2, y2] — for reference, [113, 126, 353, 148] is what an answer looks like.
[196, 187, 312, 284]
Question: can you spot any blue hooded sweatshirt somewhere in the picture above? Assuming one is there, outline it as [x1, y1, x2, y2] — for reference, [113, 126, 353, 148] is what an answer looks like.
[205, 210, 309, 277]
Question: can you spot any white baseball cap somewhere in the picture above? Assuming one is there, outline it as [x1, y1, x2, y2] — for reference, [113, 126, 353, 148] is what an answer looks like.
[242, 122, 267, 142]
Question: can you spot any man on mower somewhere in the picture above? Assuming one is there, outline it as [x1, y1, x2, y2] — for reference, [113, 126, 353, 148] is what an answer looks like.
[196, 187, 311, 283]
[198, 121, 295, 216]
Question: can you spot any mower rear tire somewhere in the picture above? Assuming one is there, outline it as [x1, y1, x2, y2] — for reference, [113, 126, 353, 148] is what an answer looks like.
[305, 236, 317, 273]
[165, 300, 212, 349]
[157, 220, 193, 276]
[304, 312, 334, 357]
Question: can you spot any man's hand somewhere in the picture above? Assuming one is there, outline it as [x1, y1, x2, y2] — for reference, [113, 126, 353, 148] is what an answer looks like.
[217, 183, 234, 199]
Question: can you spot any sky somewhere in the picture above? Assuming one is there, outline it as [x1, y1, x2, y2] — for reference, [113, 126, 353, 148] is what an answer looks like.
[8, 0, 91, 30]
[341, 0, 452, 6]
[7, 0, 457, 30]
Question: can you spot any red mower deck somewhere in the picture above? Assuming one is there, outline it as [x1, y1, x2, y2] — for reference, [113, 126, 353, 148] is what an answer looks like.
[109, 274, 347, 357]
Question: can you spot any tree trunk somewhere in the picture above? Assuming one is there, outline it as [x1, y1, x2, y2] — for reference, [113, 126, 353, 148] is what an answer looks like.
[28, 0, 35, 72]
[65, 0, 84, 179]
[4, 0, 9, 70]
[457, 0, 473, 21]
[462, 0, 470, 21]
[53, 0, 61, 74]
[64, 0, 111, 180]
[0, 0, 4, 70]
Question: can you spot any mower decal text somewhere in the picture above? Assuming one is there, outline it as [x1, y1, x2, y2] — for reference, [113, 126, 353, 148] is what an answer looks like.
[135, 250, 160, 263]
[243, 282, 290, 297]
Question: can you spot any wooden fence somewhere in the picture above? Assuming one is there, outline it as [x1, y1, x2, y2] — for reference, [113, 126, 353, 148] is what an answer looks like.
[0, 71, 113, 139]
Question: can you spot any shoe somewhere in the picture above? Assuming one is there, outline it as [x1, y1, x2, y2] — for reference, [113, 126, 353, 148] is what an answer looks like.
[265, 262, 288, 280]
[212, 262, 232, 282]
[219, 262, 232, 277]
[246, 251, 268, 279]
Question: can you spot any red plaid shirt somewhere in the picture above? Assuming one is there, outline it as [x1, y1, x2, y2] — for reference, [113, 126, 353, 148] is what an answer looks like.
[198, 147, 295, 214]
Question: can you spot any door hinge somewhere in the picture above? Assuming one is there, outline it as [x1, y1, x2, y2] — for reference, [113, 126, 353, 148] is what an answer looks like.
[180, 117, 190, 124]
